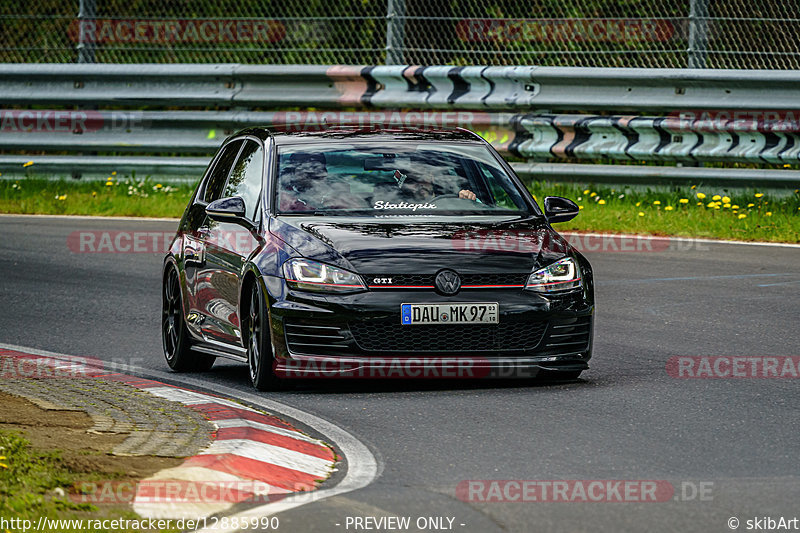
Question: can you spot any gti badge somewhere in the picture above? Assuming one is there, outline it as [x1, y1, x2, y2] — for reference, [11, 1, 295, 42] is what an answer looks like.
[372, 277, 393, 284]
[435, 269, 461, 296]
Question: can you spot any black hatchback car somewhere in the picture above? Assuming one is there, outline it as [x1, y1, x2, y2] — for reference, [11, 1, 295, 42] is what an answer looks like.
[162, 127, 594, 389]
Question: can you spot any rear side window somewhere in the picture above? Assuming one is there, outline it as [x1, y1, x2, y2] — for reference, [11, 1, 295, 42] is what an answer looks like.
[202, 140, 243, 203]
[224, 140, 264, 222]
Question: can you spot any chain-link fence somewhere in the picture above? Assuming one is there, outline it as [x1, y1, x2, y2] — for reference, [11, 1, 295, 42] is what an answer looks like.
[1, 0, 799, 68]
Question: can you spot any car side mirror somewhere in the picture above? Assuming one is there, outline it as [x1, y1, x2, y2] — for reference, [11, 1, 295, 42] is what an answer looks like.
[543, 196, 580, 223]
[205, 196, 247, 224]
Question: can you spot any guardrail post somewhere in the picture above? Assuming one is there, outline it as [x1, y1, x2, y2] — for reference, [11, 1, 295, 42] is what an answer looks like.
[77, 0, 96, 64]
[688, 0, 709, 68]
[385, 0, 406, 65]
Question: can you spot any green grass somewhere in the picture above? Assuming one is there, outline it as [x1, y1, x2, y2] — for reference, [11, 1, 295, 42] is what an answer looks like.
[0, 430, 169, 533]
[526, 181, 800, 243]
[0, 176, 194, 218]
[1, 177, 799, 243]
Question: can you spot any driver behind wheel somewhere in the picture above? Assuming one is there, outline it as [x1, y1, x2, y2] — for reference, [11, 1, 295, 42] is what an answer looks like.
[401, 173, 477, 202]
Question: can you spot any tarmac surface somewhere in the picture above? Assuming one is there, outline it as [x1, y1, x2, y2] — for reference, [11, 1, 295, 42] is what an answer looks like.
[1, 215, 799, 532]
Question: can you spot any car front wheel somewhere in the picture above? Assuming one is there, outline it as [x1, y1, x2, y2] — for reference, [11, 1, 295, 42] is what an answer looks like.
[162, 265, 215, 372]
[245, 280, 282, 390]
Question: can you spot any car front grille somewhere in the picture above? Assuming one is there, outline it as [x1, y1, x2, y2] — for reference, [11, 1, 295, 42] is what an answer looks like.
[349, 320, 547, 354]
[541, 316, 592, 353]
[365, 273, 529, 288]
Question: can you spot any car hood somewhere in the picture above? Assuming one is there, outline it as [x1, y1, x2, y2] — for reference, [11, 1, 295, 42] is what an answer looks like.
[269, 216, 573, 275]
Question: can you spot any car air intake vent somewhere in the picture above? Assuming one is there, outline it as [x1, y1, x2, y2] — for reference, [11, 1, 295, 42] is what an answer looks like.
[542, 316, 592, 352]
[349, 321, 547, 354]
[284, 322, 350, 355]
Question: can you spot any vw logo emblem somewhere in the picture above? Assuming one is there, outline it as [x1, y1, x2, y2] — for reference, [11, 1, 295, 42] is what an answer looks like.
[435, 269, 461, 296]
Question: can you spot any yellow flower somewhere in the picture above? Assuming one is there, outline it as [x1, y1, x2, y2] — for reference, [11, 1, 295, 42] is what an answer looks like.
[714, 204, 721, 210]
[0, 462, 7, 469]
[738, 214, 747, 219]
[590, 192, 597, 198]
[578, 205, 584, 210]
[721, 196, 730, 204]
[712, 195, 721, 201]
[766, 212, 773, 216]
[755, 193, 764, 198]
[691, 185, 697, 189]
[731, 205, 739, 210]
[722, 203, 730, 209]
[697, 202, 703, 206]
[635, 201, 641, 207]
[92, 191, 97, 197]
[532, 195, 537, 201]
[583, 189, 590, 195]
[696, 193, 706, 199]
[747, 203, 754, 208]
[664, 206, 674, 211]
[707, 201, 716, 208]
[57, 195, 67, 201]
[679, 198, 689, 204]
[784, 164, 791, 168]
[638, 212, 644, 217]
[22, 161, 33, 167]
[111, 171, 117, 176]
[653, 200, 661, 205]
[598, 199, 606, 205]
[105, 181, 113, 187]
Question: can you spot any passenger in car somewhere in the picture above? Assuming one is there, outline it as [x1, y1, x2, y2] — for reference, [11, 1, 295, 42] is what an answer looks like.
[280, 152, 366, 211]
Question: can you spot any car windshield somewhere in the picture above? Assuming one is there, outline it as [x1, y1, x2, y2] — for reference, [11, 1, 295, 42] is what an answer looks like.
[275, 141, 534, 217]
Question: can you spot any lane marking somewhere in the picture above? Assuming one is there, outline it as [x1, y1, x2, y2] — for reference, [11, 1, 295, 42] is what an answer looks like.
[598, 273, 800, 285]
[757, 279, 800, 287]
[0, 215, 798, 248]
[562, 231, 800, 249]
[0, 213, 180, 222]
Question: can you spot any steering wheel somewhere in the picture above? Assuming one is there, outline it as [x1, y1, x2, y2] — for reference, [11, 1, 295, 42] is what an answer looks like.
[428, 193, 461, 203]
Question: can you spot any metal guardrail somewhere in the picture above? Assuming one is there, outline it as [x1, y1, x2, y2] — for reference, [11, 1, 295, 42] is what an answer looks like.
[1, 64, 798, 184]
[3, 64, 800, 111]
[4, 156, 799, 188]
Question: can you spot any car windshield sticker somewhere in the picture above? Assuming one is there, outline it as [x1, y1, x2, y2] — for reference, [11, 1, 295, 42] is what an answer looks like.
[373, 201, 438, 211]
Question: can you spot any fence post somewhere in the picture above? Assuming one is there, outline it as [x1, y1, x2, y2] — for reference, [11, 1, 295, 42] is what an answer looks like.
[385, 0, 406, 65]
[688, 0, 709, 68]
[77, 0, 96, 63]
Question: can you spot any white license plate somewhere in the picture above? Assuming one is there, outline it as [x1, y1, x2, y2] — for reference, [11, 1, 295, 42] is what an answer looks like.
[401, 303, 499, 325]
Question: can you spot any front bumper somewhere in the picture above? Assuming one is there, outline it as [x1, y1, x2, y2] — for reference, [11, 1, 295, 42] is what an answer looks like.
[265, 279, 593, 378]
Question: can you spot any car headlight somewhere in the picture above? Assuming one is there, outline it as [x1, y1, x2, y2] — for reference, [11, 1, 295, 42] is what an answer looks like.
[283, 258, 366, 293]
[525, 257, 582, 293]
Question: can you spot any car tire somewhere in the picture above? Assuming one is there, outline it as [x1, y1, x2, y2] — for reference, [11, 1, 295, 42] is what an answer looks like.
[245, 279, 283, 391]
[162, 265, 215, 372]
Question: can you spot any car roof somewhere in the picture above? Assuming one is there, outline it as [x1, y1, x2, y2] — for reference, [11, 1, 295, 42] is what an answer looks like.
[229, 126, 485, 146]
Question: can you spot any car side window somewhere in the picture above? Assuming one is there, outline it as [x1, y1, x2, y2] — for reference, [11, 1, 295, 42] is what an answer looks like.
[202, 140, 243, 204]
[224, 139, 264, 222]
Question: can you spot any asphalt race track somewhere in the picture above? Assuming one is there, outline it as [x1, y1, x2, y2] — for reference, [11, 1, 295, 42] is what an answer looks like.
[1, 214, 799, 533]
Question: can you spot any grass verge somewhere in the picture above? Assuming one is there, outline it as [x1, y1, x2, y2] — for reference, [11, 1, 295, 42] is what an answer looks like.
[0, 430, 171, 533]
[1, 176, 799, 242]
[526, 181, 800, 243]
